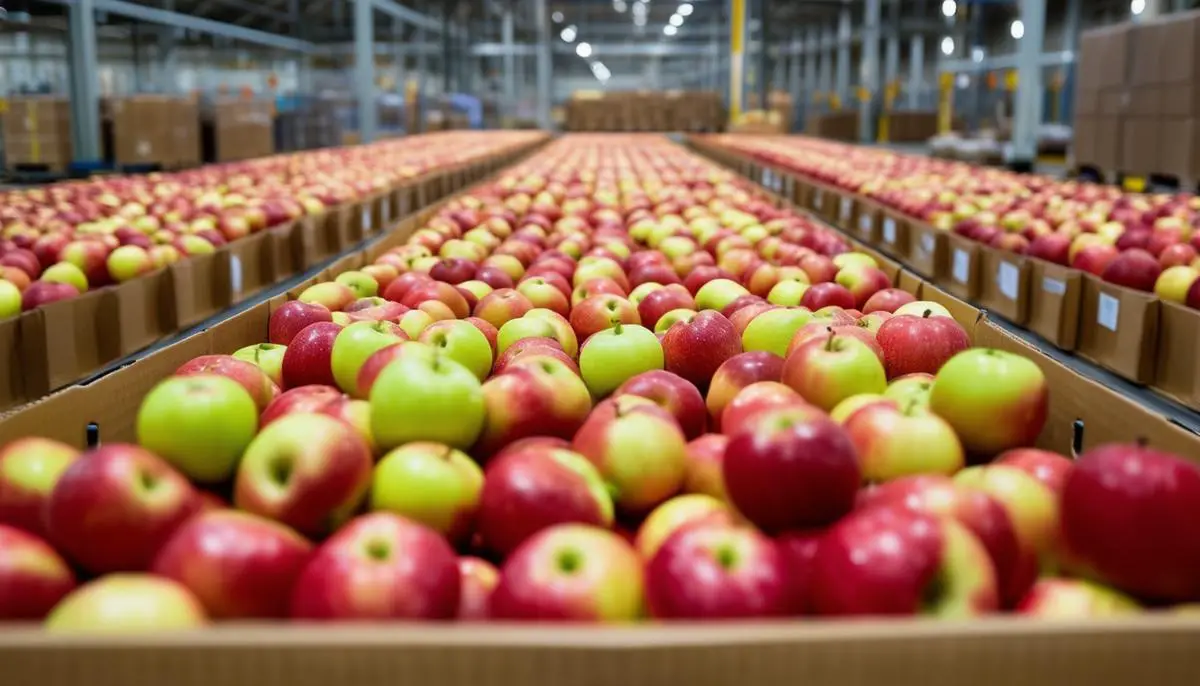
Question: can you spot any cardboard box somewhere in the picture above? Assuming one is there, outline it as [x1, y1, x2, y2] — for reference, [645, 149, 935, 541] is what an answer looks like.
[1077, 275, 1160, 384]
[1098, 88, 1129, 117]
[1124, 86, 1164, 117]
[1158, 117, 1199, 179]
[1159, 10, 1200, 84]
[2, 96, 73, 169]
[1121, 117, 1160, 174]
[1027, 259, 1083, 350]
[1129, 20, 1168, 86]
[1160, 83, 1200, 117]
[1093, 117, 1123, 170]
[903, 222, 945, 279]
[1074, 89, 1100, 117]
[941, 233, 981, 301]
[1072, 117, 1098, 166]
[978, 248, 1031, 325]
[1154, 301, 1200, 410]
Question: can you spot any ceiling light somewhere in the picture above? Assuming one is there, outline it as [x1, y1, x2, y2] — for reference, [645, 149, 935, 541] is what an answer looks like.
[633, 15, 646, 26]
[552, 11, 564, 23]
[669, 13, 683, 27]
[971, 46, 985, 62]
[632, 2, 647, 16]
[576, 42, 593, 58]
[1131, 0, 1146, 15]
[940, 36, 954, 55]
[942, 1, 956, 18]
[614, 0, 627, 12]
[664, 24, 678, 36]
[560, 26, 577, 42]
[1010, 19, 1024, 39]
[678, 3, 694, 16]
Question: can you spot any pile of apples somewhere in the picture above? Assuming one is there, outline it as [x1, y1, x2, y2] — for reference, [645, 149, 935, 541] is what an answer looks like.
[2, 136, 1198, 631]
[711, 135, 1200, 310]
[0, 132, 541, 320]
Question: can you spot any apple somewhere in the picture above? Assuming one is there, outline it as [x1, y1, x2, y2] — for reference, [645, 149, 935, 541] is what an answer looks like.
[45, 444, 200, 573]
[136, 375, 259, 483]
[835, 265, 892, 309]
[994, 448, 1073, 495]
[0, 279, 20, 318]
[0, 437, 80, 537]
[174, 354, 279, 411]
[40, 262, 89, 293]
[235, 413, 373, 537]
[0, 525, 76, 620]
[615, 369, 708, 439]
[741, 307, 812, 358]
[334, 270, 380, 298]
[723, 405, 859, 532]
[478, 446, 614, 557]
[799, 253, 839, 283]
[660, 310, 742, 388]
[637, 285, 696, 329]
[106, 245, 154, 283]
[281, 321, 344, 389]
[766, 279, 810, 306]
[473, 288, 535, 329]
[1154, 265, 1200, 303]
[876, 310, 970, 379]
[290, 513, 460, 620]
[844, 401, 965, 481]
[578, 323, 664, 398]
[652, 307, 697, 334]
[45, 574, 207, 632]
[232, 343, 287, 387]
[781, 333, 887, 412]
[862, 287, 916, 314]
[490, 524, 644, 621]
[298, 281, 356, 312]
[371, 442, 484, 545]
[401, 281, 471, 319]
[428, 258, 476, 285]
[21, 281, 79, 310]
[893, 300, 952, 319]
[418, 319, 494, 381]
[369, 346, 485, 450]
[929, 349, 1048, 456]
[523, 308, 580, 357]
[1071, 243, 1120, 276]
[1101, 248, 1162, 292]
[955, 464, 1057, 587]
[683, 434, 729, 501]
[1016, 578, 1140, 617]
[517, 276, 571, 316]
[569, 294, 640, 341]
[694, 278, 750, 312]
[457, 556, 499, 621]
[810, 506, 999, 616]
[1026, 233, 1072, 266]
[151, 511, 313, 619]
[572, 395, 688, 513]
[269, 301, 334, 345]
[634, 494, 732, 559]
[800, 282, 855, 311]
[884, 372, 936, 409]
[1059, 443, 1200, 603]
[705, 351, 786, 425]
[646, 520, 790, 618]
[719, 381, 807, 436]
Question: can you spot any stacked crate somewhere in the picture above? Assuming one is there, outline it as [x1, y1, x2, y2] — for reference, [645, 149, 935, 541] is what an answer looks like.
[2, 96, 73, 171]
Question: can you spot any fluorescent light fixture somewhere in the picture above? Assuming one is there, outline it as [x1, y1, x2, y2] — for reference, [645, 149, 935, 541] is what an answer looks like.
[560, 25, 577, 42]
[614, 0, 627, 12]
[669, 13, 683, 27]
[1131, 0, 1146, 14]
[971, 46, 985, 62]
[632, 2, 647, 15]
[663, 24, 678, 36]
[1010, 19, 1024, 39]
[941, 36, 955, 55]
[552, 11, 564, 23]
[678, 3, 694, 16]
[633, 14, 646, 26]
[942, 1, 956, 18]
[576, 42, 593, 58]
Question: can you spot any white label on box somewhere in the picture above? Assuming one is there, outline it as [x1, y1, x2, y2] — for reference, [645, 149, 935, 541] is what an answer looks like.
[882, 218, 897, 244]
[997, 262, 1019, 300]
[920, 232, 935, 255]
[230, 255, 243, 297]
[1042, 276, 1067, 295]
[761, 169, 770, 186]
[840, 197, 852, 221]
[858, 213, 872, 234]
[813, 189, 823, 208]
[952, 249, 970, 283]
[1097, 293, 1120, 331]
[362, 210, 370, 232]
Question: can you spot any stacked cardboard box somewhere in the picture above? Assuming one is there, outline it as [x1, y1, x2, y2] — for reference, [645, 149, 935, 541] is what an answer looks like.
[2, 96, 73, 171]
[805, 111, 859, 141]
[889, 111, 940, 142]
[203, 98, 275, 163]
[565, 92, 725, 132]
[104, 96, 201, 169]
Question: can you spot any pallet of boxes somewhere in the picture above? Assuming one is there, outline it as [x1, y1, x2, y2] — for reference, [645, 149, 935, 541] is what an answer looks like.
[1073, 14, 1200, 185]
[2, 96, 73, 172]
[103, 96, 201, 170]
[202, 97, 275, 163]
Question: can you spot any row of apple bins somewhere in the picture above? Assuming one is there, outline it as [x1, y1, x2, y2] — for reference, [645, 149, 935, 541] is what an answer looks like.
[0, 131, 548, 411]
[0, 134, 1197, 679]
[694, 135, 1200, 414]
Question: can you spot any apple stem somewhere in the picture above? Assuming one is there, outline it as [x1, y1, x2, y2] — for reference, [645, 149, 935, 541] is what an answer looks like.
[612, 321, 623, 335]
[923, 309, 933, 318]
[1136, 436, 1149, 448]
[825, 332, 837, 351]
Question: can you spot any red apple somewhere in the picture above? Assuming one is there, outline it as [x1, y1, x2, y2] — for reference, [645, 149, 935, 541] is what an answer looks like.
[457, 556, 499, 621]
[875, 310, 970, 379]
[0, 525, 76, 620]
[0, 437, 81, 537]
[660, 310, 742, 388]
[862, 288, 916, 314]
[616, 369, 708, 439]
[1101, 248, 1162, 292]
[280, 321, 343, 389]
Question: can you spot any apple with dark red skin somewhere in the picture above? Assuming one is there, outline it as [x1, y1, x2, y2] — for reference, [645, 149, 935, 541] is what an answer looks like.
[660, 310, 742, 388]
[475, 265, 515, 290]
[21, 281, 80, 311]
[568, 294, 640, 341]
[290, 513, 460, 620]
[0, 525, 77, 620]
[381, 271, 434, 303]
[152, 510, 313, 619]
[875, 311, 970, 379]
[429, 257, 477, 284]
[457, 556, 499, 620]
[0, 437, 80, 538]
[616, 370, 708, 439]
[777, 529, 824, 615]
[723, 405, 860, 533]
[45, 444, 200, 574]
[628, 262, 683, 287]
[1059, 443, 1200, 604]
[862, 288, 916, 314]
[269, 301, 333, 345]
[637, 285, 696, 329]
[719, 381, 807, 436]
[994, 448, 1074, 496]
[646, 521, 791, 619]
[705, 351, 785, 425]
[810, 506, 999, 616]
[1026, 233, 1072, 266]
[281, 321, 343, 389]
[1101, 248, 1162, 293]
[800, 282, 855, 311]
[491, 337, 579, 376]
[175, 354, 279, 411]
[683, 266, 735, 295]
[477, 446, 614, 557]
[402, 281, 471, 319]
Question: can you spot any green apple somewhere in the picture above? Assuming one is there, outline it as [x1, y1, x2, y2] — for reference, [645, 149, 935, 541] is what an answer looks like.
[496, 315, 558, 355]
[742, 307, 812, 357]
[829, 393, 895, 424]
[136, 375, 258, 483]
[232, 343, 287, 387]
[370, 349, 485, 450]
[45, 574, 207, 633]
[844, 401, 966, 481]
[370, 441, 484, 544]
[654, 308, 697, 335]
[579, 323, 664, 398]
[894, 300, 953, 319]
[628, 282, 664, 305]
[884, 373, 935, 410]
[40, 262, 89, 294]
[335, 270, 379, 298]
[694, 278, 750, 311]
[524, 308, 579, 358]
[418, 319, 493, 381]
[0, 279, 20, 318]
[832, 252, 878, 270]
[781, 334, 888, 412]
[331, 321, 408, 396]
[930, 348, 1048, 455]
[767, 279, 810, 306]
[397, 309, 435, 338]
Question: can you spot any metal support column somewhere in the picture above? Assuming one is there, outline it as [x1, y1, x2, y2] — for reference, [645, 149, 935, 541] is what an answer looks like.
[68, 0, 102, 161]
[394, 20, 406, 99]
[157, 0, 178, 94]
[1062, 0, 1081, 123]
[502, 6, 516, 121]
[819, 24, 835, 110]
[860, 0, 882, 143]
[908, 4, 925, 110]
[414, 0, 427, 131]
[441, 3, 454, 93]
[805, 26, 819, 118]
[354, 0, 377, 143]
[789, 32, 803, 129]
[756, 0, 769, 107]
[835, 5, 851, 108]
[884, 0, 900, 102]
[534, 0, 552, 129]
[730, 0, 748, 120]
[1010, 0, 1046, 169]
